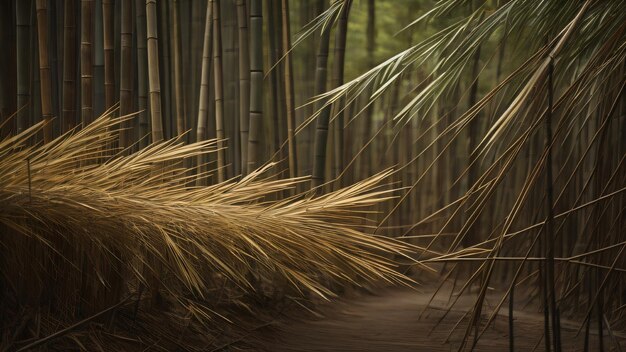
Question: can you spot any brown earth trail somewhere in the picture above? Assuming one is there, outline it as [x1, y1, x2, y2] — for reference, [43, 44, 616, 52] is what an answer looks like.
[259, 288, 623, 351]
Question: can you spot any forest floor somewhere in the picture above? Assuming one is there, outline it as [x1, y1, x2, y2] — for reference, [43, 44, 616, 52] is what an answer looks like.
[255, 286, 625, 351]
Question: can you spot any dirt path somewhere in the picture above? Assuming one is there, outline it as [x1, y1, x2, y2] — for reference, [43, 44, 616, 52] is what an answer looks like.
[259, 288, 622, 351]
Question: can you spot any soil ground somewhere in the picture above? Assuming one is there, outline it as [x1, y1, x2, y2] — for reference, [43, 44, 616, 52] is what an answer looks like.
[256, 287, 624, 351]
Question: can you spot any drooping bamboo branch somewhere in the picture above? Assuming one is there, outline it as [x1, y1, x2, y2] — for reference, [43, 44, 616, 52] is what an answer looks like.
[146, 0, 163, 142]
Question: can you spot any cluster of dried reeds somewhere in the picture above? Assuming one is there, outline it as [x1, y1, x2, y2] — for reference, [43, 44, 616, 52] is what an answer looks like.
[0, 112, 416, 350]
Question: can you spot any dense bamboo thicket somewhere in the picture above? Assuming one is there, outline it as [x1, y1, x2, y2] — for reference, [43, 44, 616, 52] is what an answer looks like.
[0, 0, 625, 351]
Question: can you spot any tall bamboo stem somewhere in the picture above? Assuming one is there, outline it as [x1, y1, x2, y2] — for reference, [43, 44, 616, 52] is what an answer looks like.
[36, 0, 54, 143]
[119, 0, 132, 148]
[246, 0, 263, 174]
[81, 0, 94, 126]
[0, 0, 15, 138]
[171, 0, 185, 137]
[212, 0, 226, 182]
[146, 0, 163, 142]
[62, 0, 77, 133]
[102, 0, 114, 109]
[236, 0, 250, 175]
[16, 0, 31, 134]
[135, 0, 149, 146]
[158, 0, 171, 139]
[311, 24, 331, 188]
[281, 0, 297, 179]
[331, 0, 351, 182]
[196, 0, 213, 185]
[545, 59, 561, 352]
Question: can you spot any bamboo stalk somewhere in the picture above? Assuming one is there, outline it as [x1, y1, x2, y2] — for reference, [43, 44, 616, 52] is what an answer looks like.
[93, 0, 104, 117]
[295, 0, 318, 177]
[196, 0, 213, 186]
[158, 0, 171, 139]
[36, 0, 54, 143]
[544, 58, 561, 352]
[212, 0, 226, 182]
[49, 1, 60, 136]
[62, 0, 77, 133]
[31, 4, 41, 132]
[271, 0, 286, 170]
[331, 0, 351, 183]
[311, 23, 331, 188]
[221, 2, 238, 178]
[246, 0, 262, 174]
[281, 0, 297, 180]
[16, 0, 31, 134]
[81, 0, 94, 126]
[189, 0, 204, 144]
[171, 0, 185, 137]
[146, 0, 163, 142]
[0, 0, 15, 138]
[102, 0, 114, 110]
[119, 0, 132, 149]
[236, 0, 250, 175]
[135, 0, 149, 146]
[358, 0, 375, 181]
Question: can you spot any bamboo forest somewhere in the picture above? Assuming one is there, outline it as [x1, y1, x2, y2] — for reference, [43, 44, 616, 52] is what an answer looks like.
[0, 0, 625, 350]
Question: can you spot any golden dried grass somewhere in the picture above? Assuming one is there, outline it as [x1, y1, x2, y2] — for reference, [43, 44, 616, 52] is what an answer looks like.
[0, 111, 418, 350]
